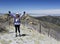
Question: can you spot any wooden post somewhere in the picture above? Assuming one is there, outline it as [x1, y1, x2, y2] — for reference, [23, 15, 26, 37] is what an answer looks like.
[40, 22, 41, 33]
[48, 27, 50, 37]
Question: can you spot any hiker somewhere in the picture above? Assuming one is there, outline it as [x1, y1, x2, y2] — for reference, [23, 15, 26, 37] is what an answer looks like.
[8, 11, 21, 37]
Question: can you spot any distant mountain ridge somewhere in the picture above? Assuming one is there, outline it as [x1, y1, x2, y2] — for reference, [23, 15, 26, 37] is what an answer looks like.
[29, 13, 60, 17]
[0, 13, 5, 15]
[34, 16, 60, 26]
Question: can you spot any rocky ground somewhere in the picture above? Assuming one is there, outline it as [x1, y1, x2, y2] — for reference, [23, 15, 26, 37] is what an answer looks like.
[0, 24, 60, 44]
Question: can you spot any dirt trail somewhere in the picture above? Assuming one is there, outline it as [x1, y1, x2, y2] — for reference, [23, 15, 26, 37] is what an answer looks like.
[0, 24, 60, 44]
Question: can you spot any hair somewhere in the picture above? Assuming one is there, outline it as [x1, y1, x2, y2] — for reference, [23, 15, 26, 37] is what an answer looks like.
[18, 15, 20, 17]
[16, 14, 20, 17]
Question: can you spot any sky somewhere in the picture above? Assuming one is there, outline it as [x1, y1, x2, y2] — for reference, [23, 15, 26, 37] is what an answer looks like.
[0, 0, 60, 16]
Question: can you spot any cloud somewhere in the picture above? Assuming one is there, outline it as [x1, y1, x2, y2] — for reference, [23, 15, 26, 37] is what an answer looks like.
[26, 9, 60, 15]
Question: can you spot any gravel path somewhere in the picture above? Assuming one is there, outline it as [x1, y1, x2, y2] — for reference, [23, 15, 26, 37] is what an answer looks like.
[0, 24, 60, 44]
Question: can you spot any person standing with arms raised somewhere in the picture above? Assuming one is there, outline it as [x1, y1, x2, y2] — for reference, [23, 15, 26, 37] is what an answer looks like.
[8, 11, 21, 37]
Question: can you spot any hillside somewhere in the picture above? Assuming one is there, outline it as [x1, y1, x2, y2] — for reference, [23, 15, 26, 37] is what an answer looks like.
[21, 14, 60, 41]
[0, 23, 60, 44]
[34, 16, 60, 26]
[0, 14, 13, 33]
[0, 14, 60, 44]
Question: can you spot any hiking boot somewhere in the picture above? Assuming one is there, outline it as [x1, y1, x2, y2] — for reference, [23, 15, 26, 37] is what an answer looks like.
[19, 34, 21, 37]
[15, 34, 17, 37]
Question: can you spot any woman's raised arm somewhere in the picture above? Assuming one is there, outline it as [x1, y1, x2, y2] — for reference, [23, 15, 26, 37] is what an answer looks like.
[8, 11, 15, 18]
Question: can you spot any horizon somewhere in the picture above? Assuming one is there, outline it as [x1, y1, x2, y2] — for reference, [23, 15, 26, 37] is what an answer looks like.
[0, 12, 60, 17]
[0, 0, 60, 16]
